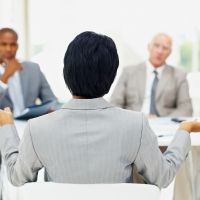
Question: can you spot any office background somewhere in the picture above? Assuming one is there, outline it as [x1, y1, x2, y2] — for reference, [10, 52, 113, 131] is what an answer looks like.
[0, 0, 200, 114]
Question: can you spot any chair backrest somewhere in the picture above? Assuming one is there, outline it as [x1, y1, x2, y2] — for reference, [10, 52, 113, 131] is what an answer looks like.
[17, 183, 160, 200]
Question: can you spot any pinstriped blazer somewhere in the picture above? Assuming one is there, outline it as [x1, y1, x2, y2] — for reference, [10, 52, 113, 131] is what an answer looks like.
[0, 98, 190, 188]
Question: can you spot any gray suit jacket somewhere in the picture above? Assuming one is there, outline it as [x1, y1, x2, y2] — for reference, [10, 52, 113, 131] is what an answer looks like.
[0, 98, 191, 188]
[111, 63, 193, 117]
[0, 61, 56, 110]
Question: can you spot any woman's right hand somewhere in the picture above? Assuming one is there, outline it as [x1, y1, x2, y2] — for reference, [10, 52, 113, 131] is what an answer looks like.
[179, 120, 200, 133]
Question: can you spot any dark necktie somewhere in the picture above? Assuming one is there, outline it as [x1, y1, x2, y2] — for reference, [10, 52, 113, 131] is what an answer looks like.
[150, 70, 159, 116]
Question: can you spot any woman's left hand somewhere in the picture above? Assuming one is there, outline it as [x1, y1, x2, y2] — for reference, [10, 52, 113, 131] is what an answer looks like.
[0, 107, 14, 126]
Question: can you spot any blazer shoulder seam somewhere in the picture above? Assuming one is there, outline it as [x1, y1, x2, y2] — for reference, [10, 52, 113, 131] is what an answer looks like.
[28, 121, 43, 168]
[133, 113, 143, 162]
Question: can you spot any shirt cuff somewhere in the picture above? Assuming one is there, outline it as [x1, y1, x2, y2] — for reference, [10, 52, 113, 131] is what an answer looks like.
[0, 80, 8, 90]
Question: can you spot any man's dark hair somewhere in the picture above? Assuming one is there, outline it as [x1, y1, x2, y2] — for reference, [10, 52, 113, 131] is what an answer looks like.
[63, 31, 119, 98]
[0, 28, 18, 40]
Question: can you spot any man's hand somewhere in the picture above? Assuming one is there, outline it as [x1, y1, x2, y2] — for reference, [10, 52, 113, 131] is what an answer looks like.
[0, 52, 3, 64]
[179, 120, 200, 133]
[0, 59, 22, 83]
[0, 107, 14, 126]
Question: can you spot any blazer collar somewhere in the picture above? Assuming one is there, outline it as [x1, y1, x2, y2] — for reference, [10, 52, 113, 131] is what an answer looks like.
[19, 63, 28, 105]
[137, 62, 146, 102]
[62, 97, 114, 110]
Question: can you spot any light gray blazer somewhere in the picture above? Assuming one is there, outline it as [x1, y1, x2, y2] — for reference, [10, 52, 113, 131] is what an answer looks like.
[0, 61, 56, 110]
[0, 98, 190, 188]
[111, 63, 193, 117]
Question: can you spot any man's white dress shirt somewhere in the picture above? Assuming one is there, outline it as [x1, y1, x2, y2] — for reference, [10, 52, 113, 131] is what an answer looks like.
[141, 61, 165, 115]
[0, 64, 25, 117]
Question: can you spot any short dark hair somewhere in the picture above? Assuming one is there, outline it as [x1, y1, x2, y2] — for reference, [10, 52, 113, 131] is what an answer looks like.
[0, 28, 18, 40]
[63, 31, 119, 98]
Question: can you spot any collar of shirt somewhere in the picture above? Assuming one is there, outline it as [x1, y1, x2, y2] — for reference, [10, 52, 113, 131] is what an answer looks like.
[0, 63, 20, 79]
[0, 63, 25, 117]
[0, 63, 6, 74]
[146, 60, 165, 79]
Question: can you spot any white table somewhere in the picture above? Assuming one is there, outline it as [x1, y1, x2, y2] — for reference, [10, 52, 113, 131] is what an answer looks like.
[14, 117, 200, 147]
[15, 120, 27, 139]
[150, 117, 200, 146]
[149, 118, 200, 200]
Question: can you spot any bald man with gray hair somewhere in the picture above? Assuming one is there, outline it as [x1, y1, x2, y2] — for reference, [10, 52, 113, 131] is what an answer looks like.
[111, 33, 193, 117]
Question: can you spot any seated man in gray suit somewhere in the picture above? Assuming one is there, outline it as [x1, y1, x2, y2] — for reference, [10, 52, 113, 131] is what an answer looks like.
[0, 28, 56, 117]
[111, 33, 193, 117]
[0, 31, 199, 189]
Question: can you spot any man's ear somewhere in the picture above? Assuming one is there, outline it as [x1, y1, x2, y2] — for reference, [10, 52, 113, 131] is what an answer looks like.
[167, 48, 172, 57]
[0, 55, 5, 64]
[169, 48, 172, 55]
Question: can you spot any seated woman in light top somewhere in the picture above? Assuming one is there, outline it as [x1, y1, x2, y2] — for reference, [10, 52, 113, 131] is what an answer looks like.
[0, 31, 199, 188]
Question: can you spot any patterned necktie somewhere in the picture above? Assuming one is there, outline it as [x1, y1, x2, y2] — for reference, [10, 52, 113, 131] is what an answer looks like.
[150, 70, 159, 116]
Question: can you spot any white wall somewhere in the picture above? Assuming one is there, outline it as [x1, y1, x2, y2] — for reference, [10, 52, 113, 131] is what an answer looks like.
[0, 0, 29, 58]
[27, 0, 200, 101]
[1, 0, 200, 103]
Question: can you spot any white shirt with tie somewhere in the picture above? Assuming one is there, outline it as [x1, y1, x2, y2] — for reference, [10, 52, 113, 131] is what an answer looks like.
[141, 61, 165, 115]
[0, 64, 25, 117]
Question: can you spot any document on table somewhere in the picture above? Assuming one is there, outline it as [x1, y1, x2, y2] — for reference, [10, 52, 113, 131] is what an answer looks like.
[15, 100, 57, 120]
[149, 118, 179, 137]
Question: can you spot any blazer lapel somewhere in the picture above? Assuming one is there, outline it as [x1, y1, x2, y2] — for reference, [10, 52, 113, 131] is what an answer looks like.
[137, 63, 146, 102]
[156, 65, 171, 100]
[19, 64, 28, 106]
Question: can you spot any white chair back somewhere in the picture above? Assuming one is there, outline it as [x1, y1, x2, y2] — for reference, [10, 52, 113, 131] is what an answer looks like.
[17, 183, 160, 200]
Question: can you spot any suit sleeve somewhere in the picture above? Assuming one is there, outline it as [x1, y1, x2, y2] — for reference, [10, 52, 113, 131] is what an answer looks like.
[0, 122, 43, 186]
[110, 68, 128, 108]
[134, 114, 191, 188]
[168, 76, 193, 117]
[37, 65, 57, 103]
[0, 80, 8, 100]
